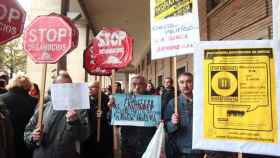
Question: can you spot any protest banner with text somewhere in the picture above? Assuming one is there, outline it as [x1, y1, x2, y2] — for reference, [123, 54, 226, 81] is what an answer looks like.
[193, 40, 280, 156]
[150, 0, 200, 59]
[111, 94, 161, 127]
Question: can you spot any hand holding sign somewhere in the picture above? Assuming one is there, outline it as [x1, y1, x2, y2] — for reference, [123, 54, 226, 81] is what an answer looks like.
[171, 113, 180, 125]
[66, 110, 78, 122]
[107, 95, 116, 110]
[31, 127, 43, 141]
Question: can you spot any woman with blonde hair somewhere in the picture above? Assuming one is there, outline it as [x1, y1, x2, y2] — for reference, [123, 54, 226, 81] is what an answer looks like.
[0, 74, 36, 158]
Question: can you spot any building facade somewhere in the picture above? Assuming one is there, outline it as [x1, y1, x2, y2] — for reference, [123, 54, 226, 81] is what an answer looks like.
[26, 0, 273, 90]
[138, 0, 272, 87]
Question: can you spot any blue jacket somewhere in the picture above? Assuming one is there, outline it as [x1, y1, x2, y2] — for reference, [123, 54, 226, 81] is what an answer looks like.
[164, 94, 193, 154]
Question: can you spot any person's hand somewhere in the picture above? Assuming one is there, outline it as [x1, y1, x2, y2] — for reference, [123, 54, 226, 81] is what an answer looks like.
[32, 127, 43, 141]
[96, 109, 103, 118]
[171, 113, 180, 125]
[156, 120, 164, 128]
[66, 110, 78, 122]
[107, 95, 115, 110]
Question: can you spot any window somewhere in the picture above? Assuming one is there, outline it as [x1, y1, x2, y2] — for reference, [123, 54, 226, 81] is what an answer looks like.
[158, 75, 163, 87]
[177, 66, 186, 77]
[207, 0, 222, 13]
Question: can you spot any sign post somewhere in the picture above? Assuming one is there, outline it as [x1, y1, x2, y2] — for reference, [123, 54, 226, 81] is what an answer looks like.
[111, 69, 119, 154]
[83, 43, 113, 143]
[23, 14, 78, 131]
[37, 64, 47, 130]
[173, 57, 178, 113]
[238, 153, 242, 158]
[97, 76, 102, 142]
[0, 0, 26, 45]
[92, 28, 133, 157]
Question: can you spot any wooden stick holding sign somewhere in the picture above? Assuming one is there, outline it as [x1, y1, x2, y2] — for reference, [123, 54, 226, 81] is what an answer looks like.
[90, 28, 133, 158]
[238, 152, 243, 158]
[37, 64, 47, 130]
[173, 57, 178, 113]
[97, 76, 102, 142]
[83, 38, 114, 143]
[112, 69, 119, 153]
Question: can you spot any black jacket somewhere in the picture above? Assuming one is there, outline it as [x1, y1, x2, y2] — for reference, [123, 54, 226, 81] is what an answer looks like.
[0, 100, 15, 158]
[81, 93, 113, 158]
[161, 87, 174, 116]
[0, 87, 36, 158]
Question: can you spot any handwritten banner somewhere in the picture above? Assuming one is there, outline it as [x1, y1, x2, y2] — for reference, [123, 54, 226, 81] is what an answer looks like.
[111, 94, 161, 127]
[150, 0, 200, 59]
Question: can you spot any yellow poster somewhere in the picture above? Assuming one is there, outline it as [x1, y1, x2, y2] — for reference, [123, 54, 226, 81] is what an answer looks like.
[204, 48, 277, 143]
[154, 0, 192, 21]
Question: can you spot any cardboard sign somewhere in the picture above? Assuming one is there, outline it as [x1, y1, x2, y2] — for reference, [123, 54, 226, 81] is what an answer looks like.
[23, 14, 78, 64]
[51, 83, 90, 110]
[83, 43, 112, 76]
[0, 0, 26, 44]
[193, 40, 280, 156]
[93, 28, 133, 69]
[111, 94, 161, 127]
[150, 0, 200, 59]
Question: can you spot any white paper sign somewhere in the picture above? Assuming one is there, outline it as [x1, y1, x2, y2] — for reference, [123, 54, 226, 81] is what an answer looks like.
[150, 0, 200, 60]
[142, 123, 166, 158]
[51, 83, 90, 110]
[193, 40, 280, 156]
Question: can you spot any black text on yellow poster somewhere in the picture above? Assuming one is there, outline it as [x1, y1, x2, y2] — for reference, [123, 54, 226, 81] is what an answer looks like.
[154, 0, 192, 21]
[204, 48, 277, 143]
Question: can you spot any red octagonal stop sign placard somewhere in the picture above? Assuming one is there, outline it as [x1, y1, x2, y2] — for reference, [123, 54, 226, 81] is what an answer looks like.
[93, 28, 133, 69]
[23, 15, 74, 64]
[0, 0, 26, 45]
[84, 44, 112, 76]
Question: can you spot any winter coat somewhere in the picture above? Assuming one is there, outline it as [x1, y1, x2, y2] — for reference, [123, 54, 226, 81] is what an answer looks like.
[0, 87, 36, 158]
[81, 93, 113, 158]
[24, 101, 90, 158]
[161, 87, 174, 118]
[0, 100, 15, 158]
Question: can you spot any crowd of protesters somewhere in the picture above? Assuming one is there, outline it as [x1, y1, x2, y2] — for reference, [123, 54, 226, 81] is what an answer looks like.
[0, 70, 278, 158]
